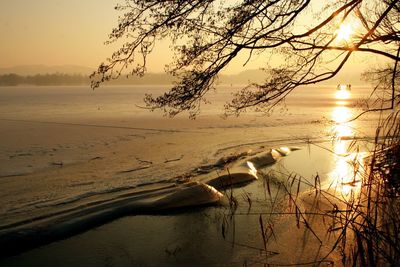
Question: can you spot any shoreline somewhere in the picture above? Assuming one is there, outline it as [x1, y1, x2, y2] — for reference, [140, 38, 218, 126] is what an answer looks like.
[0, 142, 371, 264]
[0, 147, 295, 258]
[0, 142, 363, 266]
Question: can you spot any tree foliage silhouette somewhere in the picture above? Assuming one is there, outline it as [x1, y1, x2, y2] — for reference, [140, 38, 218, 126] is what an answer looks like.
[91, 0, 399, 118]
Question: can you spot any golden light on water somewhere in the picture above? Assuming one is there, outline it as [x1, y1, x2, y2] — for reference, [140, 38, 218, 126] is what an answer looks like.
[336, 89, 350, 100]
[329, 87, 363, 198]
[332, 106, 353, 139]
[332, 106, 350, 123]
[329, 153, 364, 197]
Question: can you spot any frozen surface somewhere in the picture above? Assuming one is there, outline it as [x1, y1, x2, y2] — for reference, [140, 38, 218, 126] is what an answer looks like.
[0, 85, 383, 263]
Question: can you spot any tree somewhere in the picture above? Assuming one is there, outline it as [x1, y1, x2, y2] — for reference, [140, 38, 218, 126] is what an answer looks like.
[90, 1, 400, 264]
[91, 0, 399, 118]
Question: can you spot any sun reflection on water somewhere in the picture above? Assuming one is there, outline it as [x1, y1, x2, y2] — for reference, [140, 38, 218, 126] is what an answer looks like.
[332, 106, 352, 139]
[329, 89, 364, 198]
[336, 89, 351, 100]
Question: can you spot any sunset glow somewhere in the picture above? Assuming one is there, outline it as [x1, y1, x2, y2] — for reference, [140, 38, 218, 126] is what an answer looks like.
[330, 94, 364, 199]
[336, 90, 351, 100]
[335, 23, 353, 42]
[0, 1, 393, 264]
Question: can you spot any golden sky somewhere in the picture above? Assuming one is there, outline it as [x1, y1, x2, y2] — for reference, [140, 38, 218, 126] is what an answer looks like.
[0, 1, 119, 69]
[0, 1, 379, 74]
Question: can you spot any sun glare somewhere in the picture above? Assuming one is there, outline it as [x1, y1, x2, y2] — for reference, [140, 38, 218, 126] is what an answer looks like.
[336, 90, 351, 100]
[330, 103, 364, 199]
[335, 23, 353, 42]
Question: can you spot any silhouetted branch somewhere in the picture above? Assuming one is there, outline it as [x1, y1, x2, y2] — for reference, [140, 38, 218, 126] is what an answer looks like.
[92, 0, 400, 117]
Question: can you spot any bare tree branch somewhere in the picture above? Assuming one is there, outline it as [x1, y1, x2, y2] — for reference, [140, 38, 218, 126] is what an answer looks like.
[92, 0, 400, 117]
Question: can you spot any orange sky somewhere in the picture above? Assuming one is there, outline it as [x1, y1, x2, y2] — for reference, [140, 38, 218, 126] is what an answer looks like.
[0, 1, 115, 68]
[0, 1, 380, 74]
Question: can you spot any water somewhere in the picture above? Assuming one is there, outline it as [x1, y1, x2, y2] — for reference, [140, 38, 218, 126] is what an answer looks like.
[0, 84, 383, 265]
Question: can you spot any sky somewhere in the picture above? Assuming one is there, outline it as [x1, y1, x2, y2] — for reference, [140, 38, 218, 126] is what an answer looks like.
[0, 1, 155, 70]
[0, 1, 380, 75]
[0, 0, 260, 73]
[0, 1, 102, 66]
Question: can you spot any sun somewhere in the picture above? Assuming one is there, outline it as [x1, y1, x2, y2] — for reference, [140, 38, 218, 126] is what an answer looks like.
[335, 23, 353, 42]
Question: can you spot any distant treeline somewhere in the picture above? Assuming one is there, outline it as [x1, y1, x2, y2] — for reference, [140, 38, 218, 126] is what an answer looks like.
[0, 69, 363, 87]
[0, 73, 177, 86]
[0, 73, 89, 86]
